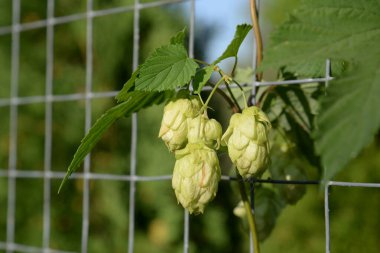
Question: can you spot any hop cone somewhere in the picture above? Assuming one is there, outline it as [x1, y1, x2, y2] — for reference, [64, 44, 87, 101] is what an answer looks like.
[187, 114, 222, 150]
[222, 106, 271, 178]
[172, 143, 221, 214]
[158, 97, 201, 152]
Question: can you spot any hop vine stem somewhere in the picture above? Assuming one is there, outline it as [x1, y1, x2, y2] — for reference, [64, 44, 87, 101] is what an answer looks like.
[216, 68, 249, 109]
[224, 84, 242, 113]
[223, 81, 260, 252]
[208, 82, 240, 113]
[250, 0, 263, 81]
[194, 58, 210, 66]
[241, 0, 263, 252]
[200, 77, 225, 112]
[237, 173, 260, 253]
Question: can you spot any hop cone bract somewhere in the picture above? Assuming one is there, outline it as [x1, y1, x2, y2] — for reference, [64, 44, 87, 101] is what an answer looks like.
[222, 106, 271, 178]
[158, 97, 201, 152]
[172, 143, 221, 214]
[187, 114, 222, 150]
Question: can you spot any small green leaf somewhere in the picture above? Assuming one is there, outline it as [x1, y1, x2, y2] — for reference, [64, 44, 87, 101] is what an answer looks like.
[234, 67, 254, 84]
[58, 91, 173, 193]
[213, 24, 252, 65]
[170, 27, 187, 45]
[58, 101, 132, 193]
[192, 65, 214, 94]
[115, 67, 140, 102]
[315, 58, 380, 182]
[135, 44, 198, 91]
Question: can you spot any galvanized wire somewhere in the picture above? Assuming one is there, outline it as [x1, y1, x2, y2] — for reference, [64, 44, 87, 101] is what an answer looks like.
[42, 0, 55, 252]
[127, 0, 140, 252]
[5, 1, 20, 252]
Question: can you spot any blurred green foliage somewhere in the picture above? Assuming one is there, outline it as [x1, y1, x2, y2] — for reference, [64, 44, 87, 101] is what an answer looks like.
[0, 0, 380, 253]
[262, 140, 380, 253]
[0, 1, 246, 252]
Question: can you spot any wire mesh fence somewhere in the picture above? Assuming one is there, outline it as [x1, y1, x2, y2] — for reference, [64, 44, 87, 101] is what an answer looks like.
[0, 0, 380, 253]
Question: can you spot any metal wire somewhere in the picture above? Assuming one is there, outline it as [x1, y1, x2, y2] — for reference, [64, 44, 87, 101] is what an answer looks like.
[5, 0, 20, 252]
[0, 0, 379, 253]
[127, 0, 140, 251]
[324, 184, 331, 253]
[42, 0, 54, 252]
[0, 0, 192, 36]
[0, 242, 76, 253]
[80, 0, 94, 251]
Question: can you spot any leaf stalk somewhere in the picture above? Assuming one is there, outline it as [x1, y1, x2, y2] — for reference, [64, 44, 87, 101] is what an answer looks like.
[200, 77, 225, 112]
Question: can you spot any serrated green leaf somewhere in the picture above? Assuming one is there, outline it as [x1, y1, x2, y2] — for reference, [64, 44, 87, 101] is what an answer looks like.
[262, 84, 321, 168]
[58, 91, 173, 193]
[58, 101, 131, 193]
[213, 24, 252, 65]
[234, 67, 254, 84]
[170, 27, 186, 45]
[269, 144, 308, 205]
[135, 44, 198, 91]
[284, 111, 320, 168]
[115, 67, 140, 102]
[261, 90, 277, 113]
[275, 85, 313, 128]
[262, 0, 380, 182]
[255, 186, 284, 242]
[287, 86, 314, 126]
[192, 65, 214, 94]
[261, 0, 380, 77]
[315, 58, 380, 181]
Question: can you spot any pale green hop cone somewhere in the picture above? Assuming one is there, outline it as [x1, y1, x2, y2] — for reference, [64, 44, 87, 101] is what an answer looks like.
[172, 143, 221, 214]
[222, 106, 271, 178]
[158, 97, 202, 152]
[187, 114, 222, 150]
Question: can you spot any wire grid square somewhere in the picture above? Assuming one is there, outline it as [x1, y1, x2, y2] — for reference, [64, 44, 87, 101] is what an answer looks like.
[0, 0, 380, 253]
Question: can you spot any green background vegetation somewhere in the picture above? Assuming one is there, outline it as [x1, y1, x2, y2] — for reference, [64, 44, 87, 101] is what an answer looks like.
[0, 0, 379, 252]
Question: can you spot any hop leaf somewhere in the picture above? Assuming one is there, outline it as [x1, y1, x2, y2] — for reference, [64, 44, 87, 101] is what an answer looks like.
[135, 44, 198, 91]
[269, 144, 308, 205]
[262, 0, 380, 181]
[254, 186, 284, 242]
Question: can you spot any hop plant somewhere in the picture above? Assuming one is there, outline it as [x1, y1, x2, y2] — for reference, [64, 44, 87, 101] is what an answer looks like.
[270, 143, 307, 205]
[233, 187, 284, 242]
[187, 114, 222, 149]
[222, 106, 271, 179]
[172, 143, 221, 214]
[253, 186, 284, 242]
[158, 96, 202, 152]
[277, 166, 307, 205]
